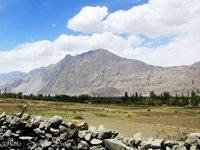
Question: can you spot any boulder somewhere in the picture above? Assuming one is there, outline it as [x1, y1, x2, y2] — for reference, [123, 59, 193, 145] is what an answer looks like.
[59, 125, 70, 134]
[77, 140, 90, 150]
[78, 122, 88, 130]
[1, 112, 200, 150]
[97, 130, 112, 140]
[48, 115, 63, 127]
[91, 138, 103, 145]
[78, 130, 90, 138]
[104, 139, 135, 150]
[84, 132, 92, 141]
[185, 135, 200, 148]
[134, 132, 144, 146]
[151, 139, 164, 149]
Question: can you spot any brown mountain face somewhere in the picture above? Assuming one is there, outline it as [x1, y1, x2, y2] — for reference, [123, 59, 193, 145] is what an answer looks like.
[3, 49, 200, 96]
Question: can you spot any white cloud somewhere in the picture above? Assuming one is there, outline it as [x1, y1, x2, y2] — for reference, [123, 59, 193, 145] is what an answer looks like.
[0, 0, 200, 74]
[102, 0, 198, 38]
[67, 6, 108, 33]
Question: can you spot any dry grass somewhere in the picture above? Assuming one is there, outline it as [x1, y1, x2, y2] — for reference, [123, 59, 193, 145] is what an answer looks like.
[0, 98, 200, 139]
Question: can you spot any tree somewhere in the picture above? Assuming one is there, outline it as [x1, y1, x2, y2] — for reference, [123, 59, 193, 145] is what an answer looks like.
[122, 91, 130, 104]
[197, 89, 200, 94]
[18, 92, 23, 98]
[135, 92, 139, 102]
[191, 91, 198, 106]
[163, 91, 171, 101]
[149, 90, 157, 99]
[130, 93, 135, 104]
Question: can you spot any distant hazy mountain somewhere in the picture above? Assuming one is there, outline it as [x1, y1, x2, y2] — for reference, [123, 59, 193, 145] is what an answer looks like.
[0, 67, 45, 87]
[0, 71, 26, 87]
[1, 49, 200, 96]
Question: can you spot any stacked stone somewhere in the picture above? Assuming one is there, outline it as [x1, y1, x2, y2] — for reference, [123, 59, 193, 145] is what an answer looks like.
[0, 112, 200, 150]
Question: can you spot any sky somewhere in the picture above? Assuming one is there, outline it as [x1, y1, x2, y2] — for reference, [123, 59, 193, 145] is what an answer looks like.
[0, 0, 200, 74]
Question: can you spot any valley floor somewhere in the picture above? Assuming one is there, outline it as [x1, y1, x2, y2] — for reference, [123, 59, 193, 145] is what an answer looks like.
[0, 98, 200, 140]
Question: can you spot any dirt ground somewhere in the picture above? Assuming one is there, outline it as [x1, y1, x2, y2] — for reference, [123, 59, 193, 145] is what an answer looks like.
[0, 98, 200, 140]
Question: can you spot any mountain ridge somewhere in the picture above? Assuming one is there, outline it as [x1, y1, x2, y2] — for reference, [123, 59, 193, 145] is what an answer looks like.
[1, 49, 200, 96]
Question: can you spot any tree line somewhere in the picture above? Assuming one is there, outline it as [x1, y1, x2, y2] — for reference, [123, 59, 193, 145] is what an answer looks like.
[122, 90, 200, 106]
[0, 90, 199, 106]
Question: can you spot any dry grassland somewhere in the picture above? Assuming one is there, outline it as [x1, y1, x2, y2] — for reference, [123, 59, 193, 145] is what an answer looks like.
[0, 98, 200, 139]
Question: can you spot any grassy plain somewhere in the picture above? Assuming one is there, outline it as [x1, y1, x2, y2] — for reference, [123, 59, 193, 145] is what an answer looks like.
[0, 98, 200, 140]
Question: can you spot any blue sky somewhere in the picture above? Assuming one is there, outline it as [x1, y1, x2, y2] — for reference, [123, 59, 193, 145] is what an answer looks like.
[0, 0, 148, 51]
[0, 0, 200, 73]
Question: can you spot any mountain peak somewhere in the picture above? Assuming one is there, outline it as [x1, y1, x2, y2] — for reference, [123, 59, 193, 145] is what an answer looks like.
[79, 49, 109, 56]
[78, 49, 122, 62]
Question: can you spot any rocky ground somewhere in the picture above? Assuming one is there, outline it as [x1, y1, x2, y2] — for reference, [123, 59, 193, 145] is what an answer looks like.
[0, 112, 200, 150]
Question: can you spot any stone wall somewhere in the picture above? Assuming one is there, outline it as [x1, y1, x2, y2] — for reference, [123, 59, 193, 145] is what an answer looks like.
[0, 112, 200, 150]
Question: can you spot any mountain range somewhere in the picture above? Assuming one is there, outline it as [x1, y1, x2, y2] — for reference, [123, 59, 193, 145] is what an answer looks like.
[1, 49, 199, 96]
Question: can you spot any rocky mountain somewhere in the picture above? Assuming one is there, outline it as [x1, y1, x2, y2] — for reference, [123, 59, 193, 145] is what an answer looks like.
[0, 71, 26, 87]
[0, 67, 45, 87]
[1, 49, 200, 96]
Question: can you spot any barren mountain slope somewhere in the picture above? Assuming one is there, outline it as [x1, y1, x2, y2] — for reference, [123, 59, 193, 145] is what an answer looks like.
[2, 49, 200, 96]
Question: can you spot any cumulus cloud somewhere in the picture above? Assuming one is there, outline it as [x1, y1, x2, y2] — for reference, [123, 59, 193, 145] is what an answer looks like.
[67, 6, 108, 33]
[103, 0, 198, 38]
[0, 32, 145, 73]
[0, 0, 200, 74]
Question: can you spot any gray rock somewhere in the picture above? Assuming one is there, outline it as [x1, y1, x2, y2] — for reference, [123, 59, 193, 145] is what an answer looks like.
[97, 130, 112, 140]
[0, 128, 3, 133]
[151, 139, 164, 149]
[134, 132, 144, 145]
[90, 145, 106, 150]
[111, 130, 119, 138]
[60, 132, 70, 141]
[77, 140, 90, 150]
[97, 125, 106, 131]
[123, 137, 135, 147]
[91, 131, 99, 138]
[190, 145, 198, 150]
[1, 125, 7, 130]
[50, 127, 60, 135]
[91, 138, 103, 145]
[40, 139, 52, 148]
[52, 137, 61, 145]
[165, 140, 175, 148]
[65, 139, 77, 149]
[89, 126, 97, 132]
[172, 145, 187, 150]
[16, 112, 23, 118]
[166, 146, 172, 150]
[39, 121, 50, 132]
[69, 128, 78, 139]
[59, 125, 70, 134]
[114, 132, 124, 141]
[21, 114, 31, 121]
[0, 112, 6, 119]
[104, 139, 135, 150]
[10, 116, 23, 126]
[3, 129, 12, 137]
[25, 122, 39, 129]
[66, 121, 77, 129]
[48, 115, 63, 127]
[31, 116, 43, 124]
[34, 128, 45, 136]
[141, 141, 151, 150]
[78, 130, 90, 138]
[187, 133, 200, 138]
[84, 132, 92, 141]
[78, 122, 89, 130]
[185, 135, 200, 147]
[45, 133, 53, 139]
[19, 136, 34, 141]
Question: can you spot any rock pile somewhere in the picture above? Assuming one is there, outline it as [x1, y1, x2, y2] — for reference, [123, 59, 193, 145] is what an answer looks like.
[0, 112, 200, 150]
